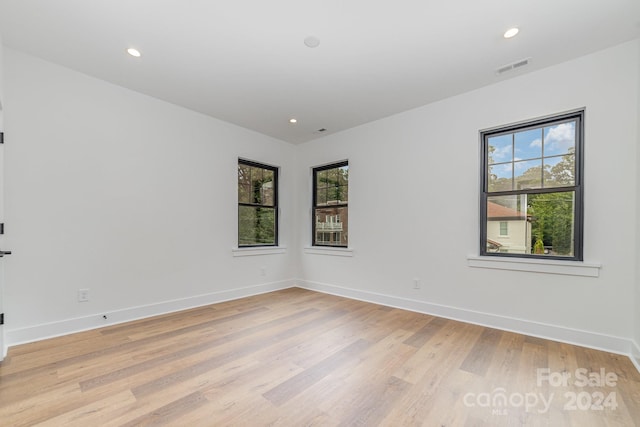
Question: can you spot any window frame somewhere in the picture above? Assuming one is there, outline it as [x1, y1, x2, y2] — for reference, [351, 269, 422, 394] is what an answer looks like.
[237, 158, 279, 248]
[480, 110, 584, 261]
[312, 161, 349, 248]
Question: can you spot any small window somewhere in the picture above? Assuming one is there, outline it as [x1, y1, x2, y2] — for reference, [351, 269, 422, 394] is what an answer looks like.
[238, 159, 278, 247]
[499, 221, 508, 236]
[313, 161, 348, 247]
[481, 110, 583, 260]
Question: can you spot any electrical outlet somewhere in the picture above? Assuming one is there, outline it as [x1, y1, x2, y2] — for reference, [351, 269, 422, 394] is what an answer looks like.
[413, 278, 420, 289]
[78, 288, 90, 302]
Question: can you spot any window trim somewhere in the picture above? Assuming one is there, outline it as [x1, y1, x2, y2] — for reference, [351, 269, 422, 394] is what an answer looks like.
[238, 158, 279, 248]
[312, 160, 349, 248]
[467, 256, 600, 277]
[303, 246, 354, 257]
[232, 246, 286, 257]
[480, 109, 584, 261]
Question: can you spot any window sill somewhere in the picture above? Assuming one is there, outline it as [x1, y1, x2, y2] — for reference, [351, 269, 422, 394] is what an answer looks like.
[467, 256, 601, 277]
[304, 246, 354, 257]
[232, 246, 286, 257]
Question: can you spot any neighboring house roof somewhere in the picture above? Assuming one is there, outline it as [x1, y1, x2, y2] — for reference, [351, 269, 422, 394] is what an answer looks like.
[487, 201, 526, 220]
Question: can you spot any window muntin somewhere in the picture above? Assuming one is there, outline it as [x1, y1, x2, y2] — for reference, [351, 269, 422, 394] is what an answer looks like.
[481, 111, 583, 260]
[238, 159, 278, 247]
[313, 162, 348, 247]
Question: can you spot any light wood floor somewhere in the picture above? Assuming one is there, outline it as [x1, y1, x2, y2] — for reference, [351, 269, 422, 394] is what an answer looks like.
[1, 288, 639, 426]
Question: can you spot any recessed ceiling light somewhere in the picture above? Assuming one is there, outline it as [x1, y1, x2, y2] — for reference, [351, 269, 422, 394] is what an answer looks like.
[289, 118, 298, 124]
[127, 48, 141, 57]
[304, 36, 320, 48]
[503, 28, 519, 39]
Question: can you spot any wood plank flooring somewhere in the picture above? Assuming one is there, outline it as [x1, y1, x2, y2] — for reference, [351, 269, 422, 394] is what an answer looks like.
[1, 288, 639, 426]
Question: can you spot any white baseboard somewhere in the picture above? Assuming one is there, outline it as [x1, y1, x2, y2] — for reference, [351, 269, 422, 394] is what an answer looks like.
[6, 280, 295, 347]
[631, 340, 640, 373]
[297, 280, 637, 365]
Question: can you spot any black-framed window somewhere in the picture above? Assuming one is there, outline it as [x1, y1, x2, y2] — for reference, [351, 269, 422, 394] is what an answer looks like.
[313, 161, 348, 247]
[481, 110, 584, 260]
[238, 159, 278, 247]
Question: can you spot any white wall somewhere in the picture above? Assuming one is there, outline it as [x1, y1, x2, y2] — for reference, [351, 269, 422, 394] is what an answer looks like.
[3, 39, 640, 361]
[297, 40, 640, 353]
[3, 48, 296, 344]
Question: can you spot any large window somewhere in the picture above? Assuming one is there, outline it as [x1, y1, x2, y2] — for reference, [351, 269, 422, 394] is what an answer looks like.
[313, 161, 348, 247]
[481, 110, 583, 260]
[238, 159, 278, 247]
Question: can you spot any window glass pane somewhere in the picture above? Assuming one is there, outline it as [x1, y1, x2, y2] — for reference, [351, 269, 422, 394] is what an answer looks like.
[314, 206, 348, 246]
[246, 166, 261, 204]
[238, 183, 252, 204]
[528, 192, 575, 257]
[238, 164, 251, 185]
[326, 186, 338, 204]
[238, 164, 251, 203]
[486, 192, 575, 257]
[250, 166, 264, 187]
[242, 166, 273, 206]
[263, 169, 274, 184]
[488, 134, 512, 164]
[338, 166, 349, 186]
[316, 170, 328, 189]
[514, 159, 543, 190]
[262, 181, 275, 206]
[316, 188, 327, 206]
[514, 128, 542, 161]
[544, 154, 575, 188]
[238, 206, 276, 246]
[328, 168, 338, 185]
[544, 121, 575, 156]
[486, 195, 528, 254]
[326, 184, 348, 204]
[336, 185, 348, 203]
[488, 163, 513, 192]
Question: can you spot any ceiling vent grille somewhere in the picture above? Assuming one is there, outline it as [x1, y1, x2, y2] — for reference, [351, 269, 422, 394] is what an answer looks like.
[496, 57, 531, 75]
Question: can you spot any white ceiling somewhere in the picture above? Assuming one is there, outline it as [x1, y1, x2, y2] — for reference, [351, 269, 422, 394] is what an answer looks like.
[0, 1, 639, 144]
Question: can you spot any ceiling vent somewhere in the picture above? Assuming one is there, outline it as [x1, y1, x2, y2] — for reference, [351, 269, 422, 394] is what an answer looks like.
[496, 57, 531, 75]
